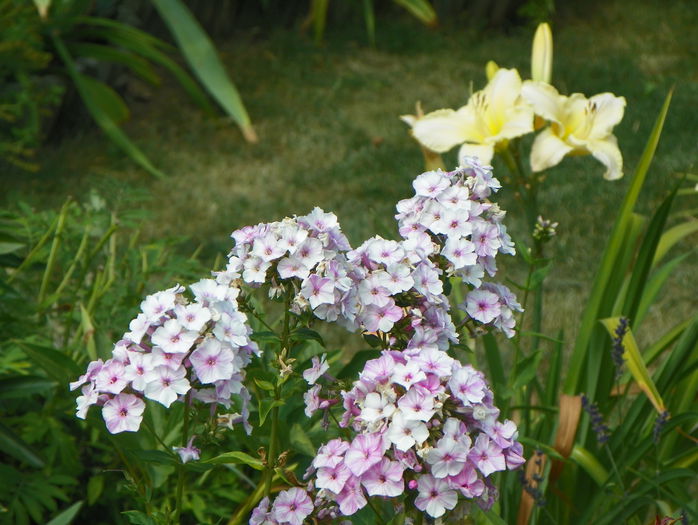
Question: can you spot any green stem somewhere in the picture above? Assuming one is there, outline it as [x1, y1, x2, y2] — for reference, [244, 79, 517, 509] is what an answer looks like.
[38, 199, 71, 305]
[174, 393, 191, 524]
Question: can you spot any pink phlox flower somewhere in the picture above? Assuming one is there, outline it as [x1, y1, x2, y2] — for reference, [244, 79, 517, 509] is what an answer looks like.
[504, 441, 526, 470]
[175, 303, 211, 332]
[243, 256, 271, 284]
[384, 263, 414, 294]
[464, 289, 501, 324]
[397, 387, 435, 422]
[173, 436, 200, 463]
[387, 410, 429, 451]
[413, 170, 450, 198]
[437, 185, 470, 209]
[190, 278, 228, 305]
[299, 207, 338, 234]
[427, 436, 470, 478]
[357, 272, 392, 308]
[270, 487, 314, 525]
[472, 222, 501, 258]
[125, 313, 150, 344]
[150, 347, 186, 370]
[391, 361, 427, 390]
[459, 263, 485, 287]
[469, 434, 506, 477]
[361, 458, 405, 497]
[295, 237, 324, 269]
[124, 351, 153, 392]
[278, 224, 309, 254]
[442, 237, 477, 269]
[301, 274, 335, 309]
[314, 439, 350, 469]
[151, 318, 198, 354]
[102, 393, 145, 434]
[250, 496, 276, 525]
[316, 462, 352, 494]
[336, 476, 367, 516]
[252, 232, 286, 262]
[70, 359, 104, 391]
[213, 311, 251, 348]
[359, 355, 395, 384]
[441, 417, 467, 441]
[366, 238, 405, 266]
[304, 384, 322, 417]
[277, 256, 310, 280]
[76, 383, 98, 419]
[413, 348, 455, 378]
[360, 300, 403, 333]
[344, 432, 387, 477]
[414, 474, 458, 518]
[190, 338, 236, 384]
[449, 365, 487, 406]
[359, 392, 396, 424]
[492, 419, 518, 448]
[94, 359, 128, 394]
[303, 354, 329, 385]
[412, 262, 443, 298]
[140, 286, 180, 322]
[143, 365, 190, 408]
[394, 448, 422, 471]
[447, 464, 485, 498]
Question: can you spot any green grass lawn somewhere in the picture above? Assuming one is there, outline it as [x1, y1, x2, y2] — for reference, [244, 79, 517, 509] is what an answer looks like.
[2, 0, 696, 344]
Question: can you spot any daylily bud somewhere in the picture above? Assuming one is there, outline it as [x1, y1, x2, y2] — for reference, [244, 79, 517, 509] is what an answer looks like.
[531, 23, 553, 83]
[485, 60, 499, 81]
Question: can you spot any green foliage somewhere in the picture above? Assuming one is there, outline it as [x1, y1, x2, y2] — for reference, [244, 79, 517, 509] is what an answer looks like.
[0, 192, 209, 524]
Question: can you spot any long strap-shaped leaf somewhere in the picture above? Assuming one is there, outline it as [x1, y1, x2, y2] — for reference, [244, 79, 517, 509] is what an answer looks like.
[563, 90, 673, 396]
[51, 36, 166, 178]
[151, 0, 257, 143]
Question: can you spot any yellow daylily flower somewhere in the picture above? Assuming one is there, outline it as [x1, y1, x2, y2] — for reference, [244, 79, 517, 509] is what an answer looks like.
[521, 81, 626, 180]
[531, 23, 553, 83]
[411, 68, 534, 166]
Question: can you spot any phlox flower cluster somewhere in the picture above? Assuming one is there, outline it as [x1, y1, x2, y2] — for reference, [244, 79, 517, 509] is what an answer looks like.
[255, 159, 524, 523]
[71, 279, 258, 435]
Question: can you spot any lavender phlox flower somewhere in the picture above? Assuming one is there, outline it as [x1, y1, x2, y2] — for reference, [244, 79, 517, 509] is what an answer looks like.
[250, 496, 274, 525]
[344, 432, 389, 477]
[316, 463, 352, 494]
[94, 359, 128, 395]
[270, 487, 314, 525]
[464, 289, 501, 324]
[448, 464, 485, 498]
[336, 476, 367, 515]
[414, 474, 458, 518]
[189, 338, 237, 384]
[102, 393, 145, 434]
[361, 458, 405, 497]
[151, 318, 198, 354]
[173, 436, 200, 464]
[387, 410, 429, 451]
[469, 434, 506, 477]
[303, 354, 329, 385]
[427, 436, 470, 478]
[397, 386, 436, 422]
[449, 365, 487, 405]
[314, 439, 350, 469]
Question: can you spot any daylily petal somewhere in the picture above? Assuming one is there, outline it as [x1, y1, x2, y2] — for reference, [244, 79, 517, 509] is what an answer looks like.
[530, 127, 573, 172]
[486, 69, 524, 116]
[412, 108, 472, 153]
[587, 93, 626, 139]
[458, 143, 495, 166]
[498, 103, 535, 141]
[586, 136, 624, 180]
[521, 81, 563, 125]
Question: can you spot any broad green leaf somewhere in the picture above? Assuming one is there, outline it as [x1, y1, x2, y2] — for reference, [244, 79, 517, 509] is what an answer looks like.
[635, 252, 692, 327]
[151, 0, 257, 142]
[291, 327, 325, 346]
[512, 350, 542, 391]
[254, 378, 275, 392]
[601, 317, 665, 413]
[75, 75, 129, 124]
[258, 398, 285, 426]
[393, 0, 438, 26]
[46, 501, 83, 525]
[0, 375, 56, 399]
[205, 451, 264, 470]
[128, 450, 178, 466]
[336, 349, 381, 379]
[310, 0, 330, 43]
[563, 90, 672, 396]
[86, 475, 104, 506]
[51, 36, 166, 178]
[0, 422, 45, 468]
[0, 241, 24, 255]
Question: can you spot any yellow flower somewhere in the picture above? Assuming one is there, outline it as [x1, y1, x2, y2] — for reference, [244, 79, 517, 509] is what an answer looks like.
[411, 68, 534, 166]
[531, 23, 553, 83]
[521, 81, 626, 180]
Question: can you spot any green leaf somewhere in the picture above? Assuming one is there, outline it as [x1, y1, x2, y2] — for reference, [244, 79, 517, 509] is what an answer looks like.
[291, 327, 325, 346]
[254, 378, 275, 392]
[512, 350, 542, 391]
[122, 510, 156, 525]
[310, 0, 330, 43]
[86, 475, 104, 506]
[362, 333, 382, 348]
[67, 43, 160, 85]
[258, 398, 285, 426]
[289, 423, 316, 457]
[482, 333, 505, 392]
[205, 451, 264, 470]
[0, 375, 56, 399]
[0, 422, 45, 468]
[46, 501, 83, 525]
[336, 349, 381, 379]
[51, 37, 166, 178]
[128, 450, 179, 466]
[569, 445, 609, 486]
[151, 0, 257, 142]
[15, 341, 81, 384]
[362, 0, 376, 46]
[250, 331, 280, 344]
[392, 0, 438, 26]
[653, 219, 698, 265]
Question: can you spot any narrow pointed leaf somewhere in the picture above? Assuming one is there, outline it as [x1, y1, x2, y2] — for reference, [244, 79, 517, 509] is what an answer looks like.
[46, 501, 83, 525]
[601, 317, 665, 413]
[205, 451, 264, 470]
[652, 219, 698, 265]
[393, 0, 438, 26]
[151, 0, 257, 142]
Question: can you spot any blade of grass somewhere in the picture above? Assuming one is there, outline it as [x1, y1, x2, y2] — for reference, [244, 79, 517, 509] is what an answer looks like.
[392, 0, 438, 26]
[151, 0, 257, 143]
